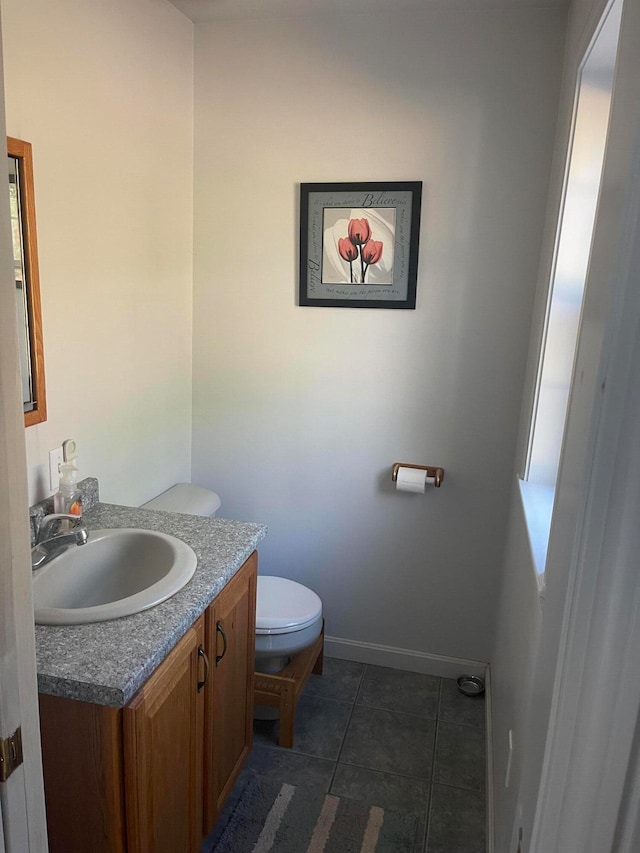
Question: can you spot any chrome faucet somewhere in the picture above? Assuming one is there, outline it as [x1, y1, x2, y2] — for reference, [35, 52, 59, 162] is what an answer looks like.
[31, 513, 89, 570]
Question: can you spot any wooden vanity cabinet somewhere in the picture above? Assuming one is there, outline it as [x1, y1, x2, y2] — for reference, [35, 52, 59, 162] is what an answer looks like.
[39, 694, 127, 853]
[123, 617, 206, 853]
[39, 552, 258, 853]
[204, 550, 257, 827]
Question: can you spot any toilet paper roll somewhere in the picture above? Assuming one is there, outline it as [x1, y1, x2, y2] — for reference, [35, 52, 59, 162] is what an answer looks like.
[395, 466, 436, 493]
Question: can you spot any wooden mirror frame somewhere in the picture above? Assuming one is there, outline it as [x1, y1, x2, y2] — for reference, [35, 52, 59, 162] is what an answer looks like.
[8, 137, 47, 427]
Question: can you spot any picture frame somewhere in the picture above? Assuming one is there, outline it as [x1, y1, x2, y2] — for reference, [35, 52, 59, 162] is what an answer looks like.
[299, 181, 422, 309]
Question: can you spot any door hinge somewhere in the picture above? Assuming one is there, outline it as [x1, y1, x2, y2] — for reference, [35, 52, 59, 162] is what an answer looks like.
[0, 727, 23, 783]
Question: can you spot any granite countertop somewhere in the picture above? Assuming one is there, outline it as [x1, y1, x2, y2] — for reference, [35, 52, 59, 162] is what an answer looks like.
[34, 502, 267, 708]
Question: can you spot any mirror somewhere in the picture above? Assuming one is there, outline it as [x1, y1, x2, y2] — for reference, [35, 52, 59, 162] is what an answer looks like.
[7, 137, 46, 426]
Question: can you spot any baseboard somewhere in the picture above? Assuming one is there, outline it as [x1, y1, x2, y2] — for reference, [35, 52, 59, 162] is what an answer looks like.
[324, 635, 488, 680]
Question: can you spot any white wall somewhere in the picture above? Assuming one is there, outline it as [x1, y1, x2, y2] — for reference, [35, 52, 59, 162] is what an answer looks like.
[1, 0, 194, 507]
[491, 0, 616, 849]
[192, 8, 565, 664]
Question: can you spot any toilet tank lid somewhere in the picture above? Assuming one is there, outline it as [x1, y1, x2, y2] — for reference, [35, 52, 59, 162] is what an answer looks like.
[256, 576, 322, 633]
[142, 483, 221, 517]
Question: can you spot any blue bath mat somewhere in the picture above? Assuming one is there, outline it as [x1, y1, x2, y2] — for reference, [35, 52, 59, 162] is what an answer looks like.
[203, 773, 417, 853]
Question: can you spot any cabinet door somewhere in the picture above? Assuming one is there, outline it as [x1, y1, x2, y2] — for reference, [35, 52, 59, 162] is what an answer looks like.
[204, 552, 257, 829]
[124, 616, 206, 853]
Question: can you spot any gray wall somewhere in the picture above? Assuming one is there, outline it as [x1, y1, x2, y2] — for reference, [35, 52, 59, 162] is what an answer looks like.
[191, 7, 566, 665]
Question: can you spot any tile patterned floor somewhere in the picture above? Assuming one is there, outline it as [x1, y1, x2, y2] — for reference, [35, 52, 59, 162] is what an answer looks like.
[223, 658, 486, 852]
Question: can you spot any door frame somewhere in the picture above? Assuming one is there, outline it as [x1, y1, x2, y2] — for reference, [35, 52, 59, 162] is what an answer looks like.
[530, 0, 640, 847]
[0, 13, 48, 852]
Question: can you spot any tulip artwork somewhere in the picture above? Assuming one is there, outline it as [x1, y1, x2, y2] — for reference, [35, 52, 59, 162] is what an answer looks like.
[337, 218, 384, 283]
[300, 181, 422, 309]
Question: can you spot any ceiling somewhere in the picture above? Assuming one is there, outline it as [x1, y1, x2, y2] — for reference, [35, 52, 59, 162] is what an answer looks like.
[168, 0, 569, 23]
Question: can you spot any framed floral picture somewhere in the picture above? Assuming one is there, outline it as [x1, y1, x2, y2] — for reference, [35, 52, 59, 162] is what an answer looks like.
[299, 181, 422, 309]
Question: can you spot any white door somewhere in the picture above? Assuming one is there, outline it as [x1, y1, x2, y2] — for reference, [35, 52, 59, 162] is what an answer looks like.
[530, 0, 640, 849]
[0, 800, 7, 853]
[0, 22, 48, 853]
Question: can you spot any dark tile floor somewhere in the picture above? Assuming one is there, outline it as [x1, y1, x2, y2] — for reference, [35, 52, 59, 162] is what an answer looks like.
[229, 658, 486, 852]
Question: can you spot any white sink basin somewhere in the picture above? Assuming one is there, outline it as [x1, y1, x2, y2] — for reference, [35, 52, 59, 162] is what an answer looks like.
[33, 528, 197, 625]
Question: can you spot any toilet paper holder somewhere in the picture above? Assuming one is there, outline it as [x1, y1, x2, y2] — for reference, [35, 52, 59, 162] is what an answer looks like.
[391, 462, 445, 488]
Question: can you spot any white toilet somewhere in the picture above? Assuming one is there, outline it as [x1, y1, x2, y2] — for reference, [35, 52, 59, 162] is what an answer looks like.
[142, 482, 222, 517]
[255, 575, 323, 673]
[142, 483, 323, 675]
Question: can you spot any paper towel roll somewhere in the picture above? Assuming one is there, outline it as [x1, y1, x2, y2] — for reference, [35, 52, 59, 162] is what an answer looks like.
[395, 466, 436, 493]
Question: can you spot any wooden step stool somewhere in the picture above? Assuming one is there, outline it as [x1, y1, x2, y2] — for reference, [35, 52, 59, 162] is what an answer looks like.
[253, 623, 324, 748]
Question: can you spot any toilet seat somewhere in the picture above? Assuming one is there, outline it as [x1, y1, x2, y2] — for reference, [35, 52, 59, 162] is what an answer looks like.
[256, 576, 322, 635]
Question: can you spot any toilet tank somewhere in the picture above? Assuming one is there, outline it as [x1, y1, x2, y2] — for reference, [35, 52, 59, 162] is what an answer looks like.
[141, 483, 221, 517]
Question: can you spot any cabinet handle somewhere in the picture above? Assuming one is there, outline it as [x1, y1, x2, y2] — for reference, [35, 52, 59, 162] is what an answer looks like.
[197, 644, 210, 692]
[215, 621, 227, 667]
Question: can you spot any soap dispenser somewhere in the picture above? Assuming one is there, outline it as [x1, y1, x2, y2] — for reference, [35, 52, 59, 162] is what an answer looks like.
[54, 439, 82, 518]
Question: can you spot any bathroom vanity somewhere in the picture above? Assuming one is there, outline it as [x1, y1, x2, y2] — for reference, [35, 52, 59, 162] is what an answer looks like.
[34, 499, 266, 853]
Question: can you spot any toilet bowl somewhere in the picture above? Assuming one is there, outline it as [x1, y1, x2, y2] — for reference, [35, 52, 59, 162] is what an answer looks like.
[142, 483, 323, 676]
[255, 575, 323, 673]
